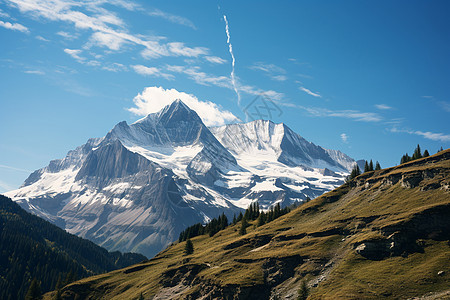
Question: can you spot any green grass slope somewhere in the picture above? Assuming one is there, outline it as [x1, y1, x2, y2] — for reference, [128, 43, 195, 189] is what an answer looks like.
[47, 150, 450, 300]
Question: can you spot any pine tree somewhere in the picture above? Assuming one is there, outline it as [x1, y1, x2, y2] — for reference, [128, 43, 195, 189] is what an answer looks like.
[184, 239, 194, 255]
[348, 164, 361, 180]
[239, 217, 248, 235]
[364, 160, 370, 173]
[297, 280, 309, 300]
[232, 214, 237, 225]
[236, 212, 243, 222]
[369, 160, 374, 171]
[257, 212, 266, 227]
[25, 278, 41, 300]
[375, 161, 381, 170]
[423, 149, 430, 157]
[139, 292, 144, 300]
[412, 144, 422, 160]
[400, 153, 411, 164]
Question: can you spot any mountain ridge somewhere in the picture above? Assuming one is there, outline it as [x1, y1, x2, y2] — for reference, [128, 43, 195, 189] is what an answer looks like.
[6, 100, 357, 258]
[45, 149, 450, 300]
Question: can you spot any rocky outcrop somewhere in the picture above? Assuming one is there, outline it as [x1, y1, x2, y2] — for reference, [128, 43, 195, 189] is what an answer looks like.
[355, 203, 450, 260]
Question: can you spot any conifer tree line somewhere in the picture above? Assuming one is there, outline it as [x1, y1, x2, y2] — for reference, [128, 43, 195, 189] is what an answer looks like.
[0, 195, 146, 300]
[179, 213, 228, 242]
[346, 158, 381, 182]
[400, 144, 432, 164]
[345, 144, 442, 182]
[179, 201, 299, 241]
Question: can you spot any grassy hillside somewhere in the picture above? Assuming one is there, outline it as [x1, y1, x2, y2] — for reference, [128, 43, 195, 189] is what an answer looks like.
[0, 195, 146, 300]
[47, 149, 450, 299]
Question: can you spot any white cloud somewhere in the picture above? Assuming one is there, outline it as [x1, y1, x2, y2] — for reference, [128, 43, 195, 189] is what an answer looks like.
[250, 62, 287, 81]
[205, 56, 227, 64]
[131, 65, 173, 80]
[128, 86, 239, 126]
[36, 35, 49, 41]
[102, 62, 127, 72]
[0, 19, 29, 33]
[250, 62, 286, 74]
[88, 31, 126, 50]
[165, 64, 284, 101]
[24, 70, 45, 75]
[299, 86, 321, 98]
[64, 48, 84, 61]
[238, 84, 284, 101]
[168, 42, 208, 57]
[391, 127, 450, 143]
[295, 105, 382, 122]
[340, 133, 348, 143]
[272, 75, 287, 81]
[0, 9, 11, 18]
[56, 31, 78, 40]
[375, 104, 392, 110]
[148, 8, 196, 29]
[438, 101, 450, 113]
[5, 0, 207, 61]
[414, 131, 450, 142]
[166, 65, 231, 88]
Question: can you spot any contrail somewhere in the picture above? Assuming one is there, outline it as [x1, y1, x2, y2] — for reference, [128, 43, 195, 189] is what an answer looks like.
[223, 15, 241, 105]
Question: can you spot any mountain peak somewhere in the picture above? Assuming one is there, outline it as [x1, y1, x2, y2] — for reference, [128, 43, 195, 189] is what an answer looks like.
[149, 99, 202, 128]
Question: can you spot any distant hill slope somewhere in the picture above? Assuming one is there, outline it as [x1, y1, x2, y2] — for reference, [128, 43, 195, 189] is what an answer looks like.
[45, 150, 449, 300]
[0, 195, 146, 300]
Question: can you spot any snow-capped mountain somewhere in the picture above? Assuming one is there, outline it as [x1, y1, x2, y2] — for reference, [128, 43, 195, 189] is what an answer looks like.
[5, 100, 356, 258]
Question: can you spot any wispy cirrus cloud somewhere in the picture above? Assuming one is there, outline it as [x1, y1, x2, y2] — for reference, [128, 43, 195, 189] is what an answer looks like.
[299, 86, 321, 98]
[291, 104, 382, 122]
[36, 35, 49, 41]
[250, 62, 287, 81]
[24, 70, 45, 75]
[167, 65, 230, 88]
[0, 19, 29, 33]
[5, 0, 209, 62]
[167, 42, 208, 57]
[87, 31, 127, 51]
[0, 164, 31, 173]
[131, 65, 173, 80]
[64, 48, 85, 62]
[205, 56, 227, 64]
[437, 101, 450, 113]
[102, 62, 127, 72]
[147, 8, 196, 29]
[166, 65, 284, 101]
[0, 9, 11, 18]
[250, 62, 285, 74]
[390, 127, 450, 142]
[340, 133, 348, 143]
[56, 31, 78, 40]
[375, 104, 392, 110]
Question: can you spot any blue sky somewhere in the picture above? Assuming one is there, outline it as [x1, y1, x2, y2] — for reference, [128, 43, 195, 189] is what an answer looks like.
[1, 0, 449, 193]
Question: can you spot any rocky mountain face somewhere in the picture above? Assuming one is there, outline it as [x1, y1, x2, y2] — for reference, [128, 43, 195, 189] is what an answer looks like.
[5, 100, 356, 258]
[47, 149, 450, 300]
